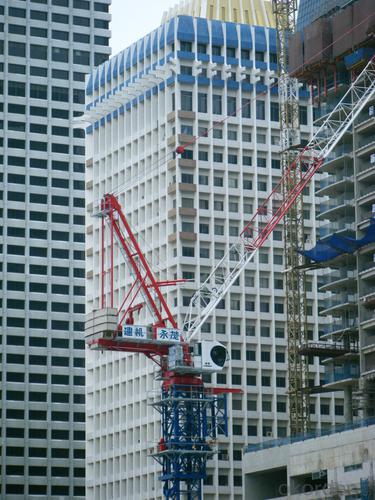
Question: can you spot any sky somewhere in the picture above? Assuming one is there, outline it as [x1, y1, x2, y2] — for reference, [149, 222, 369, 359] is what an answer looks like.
[110, 0, 179, 56]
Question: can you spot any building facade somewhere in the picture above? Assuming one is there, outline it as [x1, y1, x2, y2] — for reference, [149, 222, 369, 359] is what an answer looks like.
[0, 1, 111, 497]
[289, 0, 375, 423]
[84, 7, 340, 500]
[244, 419, 375, 499]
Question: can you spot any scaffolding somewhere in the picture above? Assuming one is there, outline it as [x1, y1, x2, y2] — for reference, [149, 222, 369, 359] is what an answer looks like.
[272, 0, 310, 435]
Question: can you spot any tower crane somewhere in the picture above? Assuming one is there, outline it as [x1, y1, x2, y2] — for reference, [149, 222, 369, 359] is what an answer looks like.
[272, 0, 310, 435]
[85, 56, 375, 500]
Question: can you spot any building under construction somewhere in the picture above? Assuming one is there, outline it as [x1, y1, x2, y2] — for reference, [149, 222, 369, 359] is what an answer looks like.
[244, 0, 375, 498]
[290, 0, 375, 423]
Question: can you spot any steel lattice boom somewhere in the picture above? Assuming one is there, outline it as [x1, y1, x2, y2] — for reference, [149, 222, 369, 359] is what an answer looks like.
[185, 55, 375, 343]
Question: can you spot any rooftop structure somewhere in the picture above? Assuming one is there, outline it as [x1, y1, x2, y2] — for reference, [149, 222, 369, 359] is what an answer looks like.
[162, 0, 275, 27]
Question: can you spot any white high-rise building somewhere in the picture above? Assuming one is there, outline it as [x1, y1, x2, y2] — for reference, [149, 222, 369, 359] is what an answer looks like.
[85, 4, 343, 499]
[0, 1, 111, 498]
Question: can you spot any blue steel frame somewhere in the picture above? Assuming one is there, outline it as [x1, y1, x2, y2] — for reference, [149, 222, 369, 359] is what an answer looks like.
[152, 384, 228, 499]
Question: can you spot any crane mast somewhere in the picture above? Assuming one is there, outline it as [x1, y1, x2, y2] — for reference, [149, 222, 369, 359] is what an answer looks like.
[272, 0, 310, 435]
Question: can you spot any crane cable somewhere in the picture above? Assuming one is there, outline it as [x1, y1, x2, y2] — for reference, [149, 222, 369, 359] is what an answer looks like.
[100, 10, 374, 203]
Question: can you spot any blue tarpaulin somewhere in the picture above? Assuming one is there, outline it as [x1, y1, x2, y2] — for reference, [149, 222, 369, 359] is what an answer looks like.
[301, 219, 375, 262]
[302, 241, 343, 262]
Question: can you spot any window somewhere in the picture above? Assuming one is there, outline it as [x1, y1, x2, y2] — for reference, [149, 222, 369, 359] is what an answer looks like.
[181, 65, 192, 76]
[9, 41, 26, 57]
[227, 96, 236, 116]
[94, 18, 109, 29]
[9, 24, 26, 35]
[197, 43, 206, 54]
[181, 91, 192, 111]
[242, 98, 251, 118]
[228, 177, 238, 188]
[198, 93, 207, 113]
[74, 49, 90, 65]
[214, 176, 223, 187]
[255, 51, 264, 61]
[321, 403, 330, 415]
[212, 94, 222, 115]
[299, 105, 308, 125]
[270, 52, 278, 64]
[227, 130, 237, 141]
[275, 351, 285, 363]
[52, 29, 69, 41]
[52, 86, 69, 102]
[30, 44, 47, 60]
[248, 425, 257, 436]
[256, 100, 265, 120]
[8, 81, 25, 97]
[182, 247, 194, 257]
[180, 41, 192, 52]
[261, 351, 271, 362]
[199, 223, 209, 234]
[213, 152, 223, 163]
[228, 153, 237, 165]
[30, 26, 48, 37]
[30, 84, 47, 100]
[270, 102, 279, 122]
[52, 47, 69, 63]
[8, 63, 26, 75]
[241, 49, 250, 60]
[198, 151, 208, 163]
[212, 45, 221, 56]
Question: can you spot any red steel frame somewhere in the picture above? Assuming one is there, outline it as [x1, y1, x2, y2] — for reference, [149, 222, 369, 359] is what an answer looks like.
[100, 193, 180, 331]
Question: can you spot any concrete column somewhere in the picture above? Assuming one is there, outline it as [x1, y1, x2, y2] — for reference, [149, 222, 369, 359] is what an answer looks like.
[344, 386, 353, 424]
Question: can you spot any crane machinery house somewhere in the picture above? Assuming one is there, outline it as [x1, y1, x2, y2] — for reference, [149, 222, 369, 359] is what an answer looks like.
[83, 3, 340, 499]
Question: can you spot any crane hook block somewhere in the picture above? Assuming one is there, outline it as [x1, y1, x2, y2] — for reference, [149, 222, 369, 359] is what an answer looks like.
[175, 146, 185, 155]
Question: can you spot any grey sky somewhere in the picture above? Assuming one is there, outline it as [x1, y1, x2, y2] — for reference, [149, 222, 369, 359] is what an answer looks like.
[110, 0, 179, 56]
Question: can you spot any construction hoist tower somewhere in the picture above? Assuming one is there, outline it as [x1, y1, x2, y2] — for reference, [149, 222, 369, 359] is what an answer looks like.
[272, 0, 310, 435]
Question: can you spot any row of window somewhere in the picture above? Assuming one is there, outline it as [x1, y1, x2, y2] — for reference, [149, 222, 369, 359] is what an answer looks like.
[5, 484, 85, 497]
[180, 124, 281, 145]
[179, 154, 279, 169]
[6, 282, 84, 294]
[7, 42, 98, 67]
[6, 139, 84, 156]
[5, 23, 108, 46]
[3, 121, 84, 140]
[6, 335, 84, 349]
[6, 300, 84, 314]
[6, 156, 85, 172]
[5, 3, 108, 18]
[3, 228, 84, 242]
[5, 61, 86, 82]
[5, 316, 84, 330]
[5, 81, 83, 104]
[177, 91, 308, 124]
[204, 473, 243, 487]
[6, 191, 84, 204]
[6, 445, 84, 458]
[231, 349, 285, 363]
[7, 353, 84, 367]
[179, 40, 277, 64]
[5, 373, 85, 387]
